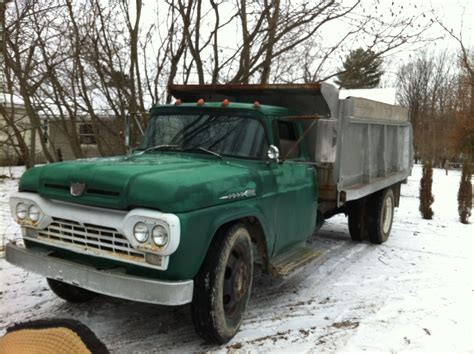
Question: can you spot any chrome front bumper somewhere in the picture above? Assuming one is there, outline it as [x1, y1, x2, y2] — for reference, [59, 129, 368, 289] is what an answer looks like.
[5, 243, 193, 306]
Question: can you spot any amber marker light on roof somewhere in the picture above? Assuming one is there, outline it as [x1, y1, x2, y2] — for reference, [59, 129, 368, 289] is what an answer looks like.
[175, 99, 182, 105]
[221, 99, 230, 107]
[253, 101, 261, 109]
[197, 98, 205, 106]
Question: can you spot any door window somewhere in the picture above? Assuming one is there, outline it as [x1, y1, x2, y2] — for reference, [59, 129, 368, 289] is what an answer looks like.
[274, 120, 299, 159]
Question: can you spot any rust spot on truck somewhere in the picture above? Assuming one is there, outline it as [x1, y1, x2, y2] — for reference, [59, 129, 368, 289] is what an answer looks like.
[135, 243, 164, 253]
[36, 236, 146, 263]
[17, 219, 39, 228]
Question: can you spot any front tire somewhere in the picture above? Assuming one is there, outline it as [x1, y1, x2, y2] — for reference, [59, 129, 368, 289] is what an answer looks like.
[47, 278, 97, 303]
[191, 224, 253, 344]
[368, 188, 395, 244]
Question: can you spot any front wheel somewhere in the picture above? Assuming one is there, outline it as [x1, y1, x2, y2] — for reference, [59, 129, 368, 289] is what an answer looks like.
[191, 224, 253, 344]
[368, 188, 395, 244]
[47, 278, 97, 303]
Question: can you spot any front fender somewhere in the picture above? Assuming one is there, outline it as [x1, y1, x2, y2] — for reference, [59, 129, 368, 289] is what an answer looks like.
[161, 198, 274, 280]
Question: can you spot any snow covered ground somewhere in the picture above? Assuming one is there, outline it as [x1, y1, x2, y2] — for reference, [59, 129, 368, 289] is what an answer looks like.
[0, 165, 472, 352]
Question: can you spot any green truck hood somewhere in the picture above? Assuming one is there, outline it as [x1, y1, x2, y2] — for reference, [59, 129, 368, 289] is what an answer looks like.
[19, 154, 260, 213]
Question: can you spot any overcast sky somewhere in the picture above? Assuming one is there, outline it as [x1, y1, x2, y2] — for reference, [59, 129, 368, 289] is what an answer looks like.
[380, 0, 472, 85]
[397, 0, 472, 55]
[138, 0, 471, 87]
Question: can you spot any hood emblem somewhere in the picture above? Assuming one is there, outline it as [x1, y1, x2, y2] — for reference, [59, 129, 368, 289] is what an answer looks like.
[220, 189, 256, 200]
[70, 182, 86, 197]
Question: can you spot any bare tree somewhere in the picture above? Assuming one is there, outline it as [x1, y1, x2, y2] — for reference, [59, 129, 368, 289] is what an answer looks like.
[4, 0, 56, 167]
[435, 11, 473, 117]
[397, 51, 458, 164]
[1, 0, 439, 166]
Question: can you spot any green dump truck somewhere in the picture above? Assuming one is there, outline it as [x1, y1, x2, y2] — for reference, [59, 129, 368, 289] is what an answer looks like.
[6, 83, 412, 344]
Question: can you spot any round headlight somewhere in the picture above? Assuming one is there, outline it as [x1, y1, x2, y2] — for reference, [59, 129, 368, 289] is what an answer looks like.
[28, 205, 41, 222]
[16, 203, 27, 220]
[133, 222, 149, 243]
[152, 225, 168, 247]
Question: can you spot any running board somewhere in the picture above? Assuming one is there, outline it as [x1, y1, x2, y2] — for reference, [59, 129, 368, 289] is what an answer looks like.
[270, 244, 323, 277]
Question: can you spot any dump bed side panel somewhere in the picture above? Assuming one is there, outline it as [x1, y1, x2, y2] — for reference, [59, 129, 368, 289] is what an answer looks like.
[305, 96, 413, 207]
[336, 97, 412, 203]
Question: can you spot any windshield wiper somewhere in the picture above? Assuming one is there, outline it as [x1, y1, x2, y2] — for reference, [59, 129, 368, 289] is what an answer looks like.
[182, 146, 223, 160]
[138, 144, 179, 155]
[139, 144, 223, 160]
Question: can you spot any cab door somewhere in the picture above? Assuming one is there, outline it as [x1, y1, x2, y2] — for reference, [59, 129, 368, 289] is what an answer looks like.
[270, 119, 317, 256]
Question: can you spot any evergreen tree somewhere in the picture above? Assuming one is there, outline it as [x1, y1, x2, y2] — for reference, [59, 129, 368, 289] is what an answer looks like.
[336, 48, 384, 89]
[458, 160, 472, 224]
[419, 160, 434, 219]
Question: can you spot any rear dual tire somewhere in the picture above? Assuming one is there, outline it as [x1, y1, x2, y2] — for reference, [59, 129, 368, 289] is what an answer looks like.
[368, 188, 395, 244]
[348, 197, 369, 241]
[348, 188, 395, 244]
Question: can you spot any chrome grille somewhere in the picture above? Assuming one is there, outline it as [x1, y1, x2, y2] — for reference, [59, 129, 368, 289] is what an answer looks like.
[37, 217, 145, 261]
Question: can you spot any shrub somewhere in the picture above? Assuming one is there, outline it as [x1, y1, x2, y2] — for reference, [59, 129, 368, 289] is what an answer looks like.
[419, 160, 434, 219]
[458, 160, 472, 224]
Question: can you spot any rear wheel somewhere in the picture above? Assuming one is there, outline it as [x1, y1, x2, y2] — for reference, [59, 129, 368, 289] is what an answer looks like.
[348, 197, 369, 242]
[47, 278, 97, 303]
[191, 224, 253, 344]
[368, 188, 395, 244]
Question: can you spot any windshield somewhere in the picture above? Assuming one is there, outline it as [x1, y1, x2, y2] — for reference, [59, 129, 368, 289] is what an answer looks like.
[142, 111, 268, 159]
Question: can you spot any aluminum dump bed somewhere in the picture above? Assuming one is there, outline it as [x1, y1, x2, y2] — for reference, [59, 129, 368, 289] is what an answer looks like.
[308, 96, 412, 209]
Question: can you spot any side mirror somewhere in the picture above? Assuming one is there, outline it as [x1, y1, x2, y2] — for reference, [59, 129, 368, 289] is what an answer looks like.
[267, 145, 280, 162]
